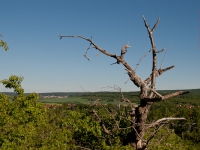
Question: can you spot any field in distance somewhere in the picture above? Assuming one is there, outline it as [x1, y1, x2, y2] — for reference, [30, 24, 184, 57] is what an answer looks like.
[39, 97, 91, 104]
[2, 89, 200, 105]
[38, 89, 200, 105]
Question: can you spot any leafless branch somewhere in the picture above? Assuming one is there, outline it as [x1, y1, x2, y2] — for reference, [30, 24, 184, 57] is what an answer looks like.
[59, 35, 117, 58]
[110, 62, 119, 65]
[151, 17, 160, 32]
[76, 146, 92, 150]
[132, 126, 147, 143]
[143, 16, 160, 98]
[147, 126, 172, 147]
[92, 109, 112, 135]
[121, 42, 131, 59]
[157, 128, 172, 144]
[96, 51, 101, 56]
[146, 117, 186, 129]
[146, 123, 164, 146]
[79, 86, 100, 104]
[143, 90, 190, 102]
[102, 85, 133, 108]
[60, 35, 148, 98]
[148, 88, 163, 98]
[134, 49, 151, 71]
[162, 91, 190, 100]
[143, 16, 151, 33]
[83, 40, 93, 61]
[160, 43, 172, 69]
[156, 48, 165, 54]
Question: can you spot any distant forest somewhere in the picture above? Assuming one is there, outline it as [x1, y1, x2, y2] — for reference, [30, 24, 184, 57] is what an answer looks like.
[2, 88, 200, 98]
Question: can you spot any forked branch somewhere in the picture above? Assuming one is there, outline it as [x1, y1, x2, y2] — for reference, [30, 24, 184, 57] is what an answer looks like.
[143, 16, 160, 98]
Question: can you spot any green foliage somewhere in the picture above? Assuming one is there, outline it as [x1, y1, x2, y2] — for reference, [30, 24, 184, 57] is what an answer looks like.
[0, 76, 74, 149]
[1, 76, 24, 96]
[173, 107, 200, 144]
[0, 76, 199, 149]
[147, 96, 200, 148]
[0, 34, 8, 51]
[48, 103, 133, 149]
[145, 128, 200, 150]
[0, 76, 47, 149]
[0, 75, 133, 149]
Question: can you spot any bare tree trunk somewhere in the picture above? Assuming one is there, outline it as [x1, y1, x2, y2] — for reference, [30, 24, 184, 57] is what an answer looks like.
[126, 100, 152, 149]
[135, 101, 152, 149]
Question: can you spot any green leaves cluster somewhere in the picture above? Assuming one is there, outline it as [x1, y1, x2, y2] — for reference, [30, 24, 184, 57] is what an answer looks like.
[0, 75, 132, 149]
[0, 76, 79, 149]
[0, 35, 8, 51]
[0, 76, 48, 149]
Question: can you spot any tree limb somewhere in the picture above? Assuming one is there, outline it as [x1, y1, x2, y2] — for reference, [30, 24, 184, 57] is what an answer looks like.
[92, 109, 112, 135]
[146, 124, 164, 146]
[76, 146, 92, 150]
[143, 16, 160, 98]
[160, 43, 172, 69]
[134, 49, 151, 71]
[156, 48, 165, 53]
[120, 42, 130, 59]
[59, 35, 117, 58]
[148, 88, 163, 98]
[59, 35, 147, 98]
[151, 17, 160, 33]
[146, 117, 186, 129]
[162, 91, 190, 100]
[144, 65, 175, 85]
[143, 90, 190, 102]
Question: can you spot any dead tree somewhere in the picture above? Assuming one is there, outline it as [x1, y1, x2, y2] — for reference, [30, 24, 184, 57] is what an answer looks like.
[59, 16, 189, 150]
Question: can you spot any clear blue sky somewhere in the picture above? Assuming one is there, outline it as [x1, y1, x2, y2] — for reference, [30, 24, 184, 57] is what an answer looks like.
[0, 0, 200, 93]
